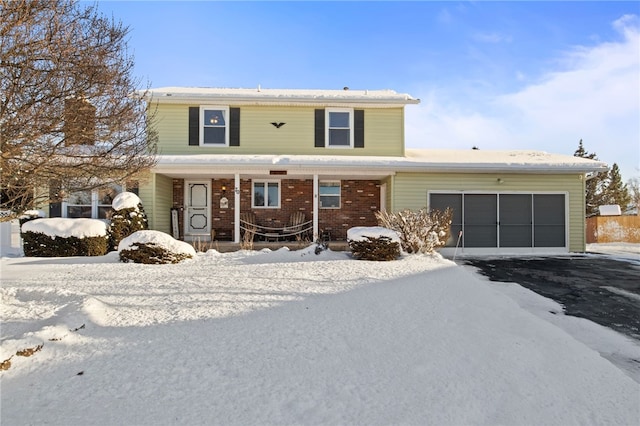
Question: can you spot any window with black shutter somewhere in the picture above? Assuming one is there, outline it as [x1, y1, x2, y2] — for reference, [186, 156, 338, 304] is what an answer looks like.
[188, 106, 240, 147]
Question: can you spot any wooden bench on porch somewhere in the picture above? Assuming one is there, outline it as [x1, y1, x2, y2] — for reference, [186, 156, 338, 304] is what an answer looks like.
[240, 211, 313, 241]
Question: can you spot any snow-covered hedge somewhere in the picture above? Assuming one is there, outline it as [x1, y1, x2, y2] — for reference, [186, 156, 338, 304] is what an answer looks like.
[118, 230, 196, 264]
[347, 227, 401, 261]
[107, 192, 148, 250]
[21, 218, 109, 257]
[17, 209, 45, 226]
[375, 208, 452, 254]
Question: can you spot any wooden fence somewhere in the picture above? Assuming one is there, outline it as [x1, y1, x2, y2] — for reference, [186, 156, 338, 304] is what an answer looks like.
[586, 215, 640, 243]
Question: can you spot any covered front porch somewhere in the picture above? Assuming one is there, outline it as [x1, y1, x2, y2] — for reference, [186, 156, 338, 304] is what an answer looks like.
[172, 174, 386, 243]
[142, 157, 394, 244]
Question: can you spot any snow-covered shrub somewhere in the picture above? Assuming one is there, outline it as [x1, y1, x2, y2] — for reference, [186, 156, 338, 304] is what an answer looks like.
[118, 230, 196, 264]
[347, 227, 401, 261]
[21, 218, 108, 257]
[17, 209, 45, 226]
[107, 192, 148, 251]
[375, 208, 452, 254]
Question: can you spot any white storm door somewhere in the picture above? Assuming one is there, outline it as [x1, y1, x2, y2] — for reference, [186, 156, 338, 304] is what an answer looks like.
[185, 181, 211, 238]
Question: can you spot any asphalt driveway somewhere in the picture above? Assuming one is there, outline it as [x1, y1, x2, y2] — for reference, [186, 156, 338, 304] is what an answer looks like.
[463, 255, 640, 341]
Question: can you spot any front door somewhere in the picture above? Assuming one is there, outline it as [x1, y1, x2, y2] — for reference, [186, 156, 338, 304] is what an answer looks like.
[185, 181, 211, 240]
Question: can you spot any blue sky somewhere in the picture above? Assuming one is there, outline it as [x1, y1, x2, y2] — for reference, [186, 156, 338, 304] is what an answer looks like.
[94, 1, 640, 181]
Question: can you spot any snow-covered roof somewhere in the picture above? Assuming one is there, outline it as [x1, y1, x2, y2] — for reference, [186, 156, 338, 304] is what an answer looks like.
[140, 86, 420, 107]
[152, 149, 608, 177]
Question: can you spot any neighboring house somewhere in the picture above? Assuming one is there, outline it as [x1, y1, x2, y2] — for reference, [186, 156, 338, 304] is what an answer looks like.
[129, 86, 607, 254]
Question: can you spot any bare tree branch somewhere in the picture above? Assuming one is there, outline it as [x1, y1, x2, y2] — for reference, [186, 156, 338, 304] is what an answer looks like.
[1, 0, 157, 220]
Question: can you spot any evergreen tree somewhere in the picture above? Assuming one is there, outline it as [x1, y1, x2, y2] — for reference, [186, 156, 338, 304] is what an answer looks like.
[627, 178, 640, 214]
[600, 164, 631, 211]
[107, 193, 148, 251]
[574, 139, 605, 216]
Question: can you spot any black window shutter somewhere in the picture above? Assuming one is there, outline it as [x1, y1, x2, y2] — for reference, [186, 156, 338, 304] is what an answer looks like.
[314, 109, 325, 147]
[230, 107, 240, 146]
[354, 109, 364, 148]
[188, 107, 199, 146]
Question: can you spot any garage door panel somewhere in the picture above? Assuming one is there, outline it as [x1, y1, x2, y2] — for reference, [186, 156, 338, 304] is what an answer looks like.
[464, 195, 497, 247]
[464, 225, 498, 247]
[500, 194, 532, 225]
[534, 194, 565, 247]
[430, 194, 462, 247]
[464, 195, 497, 225]
[500, 225, 533, 247]
[500, 194, 532, 247]
[535, 225, 565, 247]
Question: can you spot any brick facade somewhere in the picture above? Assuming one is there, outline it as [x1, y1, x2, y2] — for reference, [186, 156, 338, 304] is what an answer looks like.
[172, 178, 381, 241]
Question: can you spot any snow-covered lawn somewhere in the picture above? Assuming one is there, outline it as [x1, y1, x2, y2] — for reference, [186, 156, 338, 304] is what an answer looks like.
[1, 244, 639, 425]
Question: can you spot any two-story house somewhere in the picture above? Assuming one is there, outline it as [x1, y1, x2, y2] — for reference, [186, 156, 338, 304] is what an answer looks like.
[133, 86, 607, 255]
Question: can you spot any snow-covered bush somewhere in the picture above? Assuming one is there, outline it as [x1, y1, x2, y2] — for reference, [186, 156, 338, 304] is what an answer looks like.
[107, 192, 148, 251]
[17, 209, 45, 226]
[375, 208, 452, 254]
[21, 218, 108, 257]
[347, 227, 401, 261]
[118, 230, 196, 264]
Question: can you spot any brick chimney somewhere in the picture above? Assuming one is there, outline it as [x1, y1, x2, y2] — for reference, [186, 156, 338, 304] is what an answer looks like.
[63, 97, 96, 146]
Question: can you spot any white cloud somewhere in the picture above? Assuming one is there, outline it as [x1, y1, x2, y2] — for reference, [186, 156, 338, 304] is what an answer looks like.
[406, 15, 640, 179]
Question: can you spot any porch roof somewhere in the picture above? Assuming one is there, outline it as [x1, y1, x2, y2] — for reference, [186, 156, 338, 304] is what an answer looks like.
[152, 149, 608, 178]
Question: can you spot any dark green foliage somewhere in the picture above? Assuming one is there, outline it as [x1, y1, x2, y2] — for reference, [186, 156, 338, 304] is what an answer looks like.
[574, 139, 606, 216]
[349, 236, 401, 261]
[600, 163, 631, 211]
[21, 231, 108, 257]
[575, 141, 632, 216]
[119, 242, 192, 264]
[108, 203, 148, 250]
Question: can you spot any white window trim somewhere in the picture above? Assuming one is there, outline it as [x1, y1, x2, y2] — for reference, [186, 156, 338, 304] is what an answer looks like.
[199, 105, 230, 147]
[62, 190, 93, 218]
[325, 107, 354, 148]
[62, 184, 127, 219]
[252, 180, 281, 209]
[319, 180, 341, 209]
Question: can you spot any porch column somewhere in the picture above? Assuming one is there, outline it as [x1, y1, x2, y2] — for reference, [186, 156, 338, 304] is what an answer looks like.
[234, 173, 240, 243]
[313, 174, 319, 240]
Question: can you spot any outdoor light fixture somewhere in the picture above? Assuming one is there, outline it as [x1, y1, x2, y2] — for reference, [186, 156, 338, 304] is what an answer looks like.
[221, 185, 227, 193]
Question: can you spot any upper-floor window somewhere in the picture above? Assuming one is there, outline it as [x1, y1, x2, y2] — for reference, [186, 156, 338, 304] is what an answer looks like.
[326, 108, 353, 148]
[200, 106, 229, 146]
[319, 181, 341, 208]
[252, 181, 280, 208]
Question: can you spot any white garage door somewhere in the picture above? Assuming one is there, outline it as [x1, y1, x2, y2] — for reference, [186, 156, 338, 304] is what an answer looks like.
[429, 193, 566, 250]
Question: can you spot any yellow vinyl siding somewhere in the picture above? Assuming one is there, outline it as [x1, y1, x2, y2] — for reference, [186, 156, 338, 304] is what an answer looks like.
[152, 103, 404, 156]
[392, 172, 587, 252]
[138, 173, 173, 234]
[153, 104, 188, 155]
